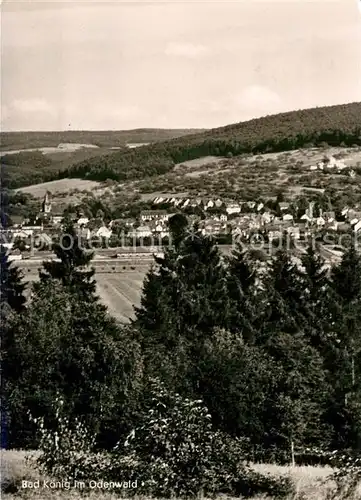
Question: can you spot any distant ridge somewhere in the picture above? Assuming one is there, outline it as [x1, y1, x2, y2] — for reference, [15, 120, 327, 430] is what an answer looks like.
[62, 102, 361, 183]
[0, 128, 206, 151]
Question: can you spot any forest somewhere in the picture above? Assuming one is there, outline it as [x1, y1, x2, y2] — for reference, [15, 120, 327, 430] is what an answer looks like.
[1, 215, 361, 499]
[62, 102, 361, 182]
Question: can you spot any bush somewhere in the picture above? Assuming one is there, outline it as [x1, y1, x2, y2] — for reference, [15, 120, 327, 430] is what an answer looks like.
[327, 451, 361, 499]
[30, 380, 294, 499]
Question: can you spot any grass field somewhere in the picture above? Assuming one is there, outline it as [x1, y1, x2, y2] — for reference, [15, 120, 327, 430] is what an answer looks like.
[16, 178, 102, 198]
[21, 270, 146, 323]
[96, 273, 145, 322]
[1, 450, 346, 499]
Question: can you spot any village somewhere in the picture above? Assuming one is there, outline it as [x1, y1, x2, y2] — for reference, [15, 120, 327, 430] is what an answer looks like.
[2, 181, 361, 261]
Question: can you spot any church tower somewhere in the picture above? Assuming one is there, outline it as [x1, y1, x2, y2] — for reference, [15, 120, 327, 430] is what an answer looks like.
[42, 191, 52, 214]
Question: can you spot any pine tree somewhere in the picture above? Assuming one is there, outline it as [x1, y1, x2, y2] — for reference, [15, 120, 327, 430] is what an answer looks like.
[0, 246, 27, 316]
[331, 241, 361, 302]
[226, 243, 258, 342]
[168, 213, 189, 249]
[37, 223, 98, 302]
[174, 230, 233, 337]
[299, 244, 333, 349]
[258, 249, 304, 342]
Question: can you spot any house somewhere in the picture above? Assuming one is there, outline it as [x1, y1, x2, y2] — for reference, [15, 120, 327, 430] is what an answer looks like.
[130, 225, 152, 238]
[257, 202, 264, 211]
[51, 215, 63, 225]
[282, 214, 294, 222]
[140, 210, 168, 222]
[96, 226, 112, 239]
[226, 203, 241, 215]
[323, 211, 336, 222]
[279, 202, 290, 212]
[247, 201, 256, 209]
[325, 220, 338, 231]
[341, 206, 349, 217]
[77, 216, 89, 227]
[315, 216, 326, 227]
[110, 218, 134, 228]
[261, 212, 273, 224]
[347, 210, 361, 223]
[286, 226, 300, 240]
[214, 199, 223, 208]
[300, 214, 311, 223]
[220, 214, 228, 222]
[353, 220, 361, 233]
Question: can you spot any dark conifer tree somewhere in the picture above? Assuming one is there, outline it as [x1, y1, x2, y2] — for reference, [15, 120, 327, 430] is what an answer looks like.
[0, 245, 27, 316]
[37, 223, 98, 302]
[226, 242, 257, 342]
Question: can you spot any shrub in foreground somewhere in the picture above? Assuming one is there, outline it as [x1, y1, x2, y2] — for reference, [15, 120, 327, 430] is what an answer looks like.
[29, 380, 293, 499]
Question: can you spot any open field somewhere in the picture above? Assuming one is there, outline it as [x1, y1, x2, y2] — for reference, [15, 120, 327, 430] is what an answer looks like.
[96, 273, 145, 322]
[16, 179, 102, 198]
[0, 450, 345, 500]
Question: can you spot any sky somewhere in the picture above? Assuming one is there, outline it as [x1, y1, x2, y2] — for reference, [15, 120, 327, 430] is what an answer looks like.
[1, 0, 361, 131]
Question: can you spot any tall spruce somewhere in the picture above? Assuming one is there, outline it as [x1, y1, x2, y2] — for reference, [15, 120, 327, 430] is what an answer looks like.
[258, 249, 304, 342]
[226, 242, 258, 342]
[299, 244, 334, 349]
[37, 223, 98, 302]
[0, 246, 27, 316]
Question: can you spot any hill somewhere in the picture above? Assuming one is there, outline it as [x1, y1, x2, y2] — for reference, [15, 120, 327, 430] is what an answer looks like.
[0, 129, 205, 189]
[0, 128, 205, 151]
[62, 102, 361, 183]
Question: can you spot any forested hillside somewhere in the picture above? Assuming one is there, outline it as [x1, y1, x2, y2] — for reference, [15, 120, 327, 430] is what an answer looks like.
[0, 128, 204, 150]
[63, 102, 361, 182]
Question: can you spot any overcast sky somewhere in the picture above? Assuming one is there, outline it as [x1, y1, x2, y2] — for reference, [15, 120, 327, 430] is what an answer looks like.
[1, 0, 360, 131]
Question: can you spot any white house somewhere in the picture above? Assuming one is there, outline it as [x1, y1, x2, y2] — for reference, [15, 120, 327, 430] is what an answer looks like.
[315, 216, 326, 227]
[282, 214, 294, 222]
[261, 212, 273, 224]
[220, 214, 228, 222]
[286, 226, 300, 240]
[77, 217, 89, 227]
[226, 203, 241, 215]
[132, 225, 152, 238]
[52, 215, 63, 225]
[354, 220, 361, 233]
[279, 202, 290, 212]
[140, 210, 168, 222]
[96, 226, 112, 239]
